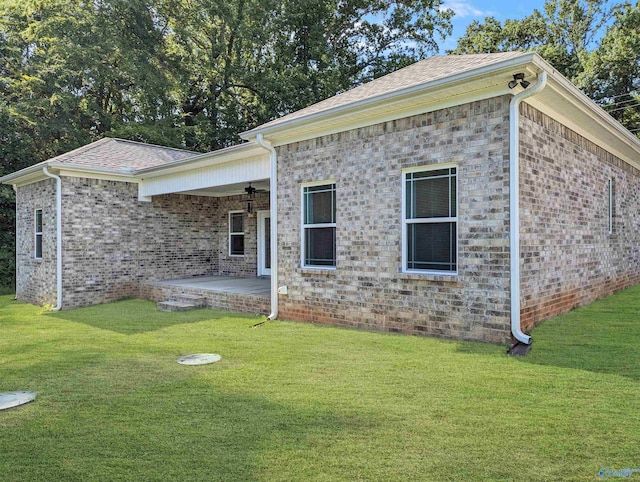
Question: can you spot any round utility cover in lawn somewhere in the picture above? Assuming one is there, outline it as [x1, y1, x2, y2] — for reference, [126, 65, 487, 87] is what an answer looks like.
[0, 391, 36, 411]
[177, 354, 221, 365]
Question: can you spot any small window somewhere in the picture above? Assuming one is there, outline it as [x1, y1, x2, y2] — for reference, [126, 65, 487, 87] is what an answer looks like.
[229, 211, 245, 256]
[34, 209, 43, 259]
[608, 178, 613, 235]
[403, 166, 457, 273]
[302, 182, 336, 268]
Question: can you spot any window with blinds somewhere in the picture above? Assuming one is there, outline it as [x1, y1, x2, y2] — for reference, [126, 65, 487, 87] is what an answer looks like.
[403, 166, 457, 273]
[302, 182, 336, 268]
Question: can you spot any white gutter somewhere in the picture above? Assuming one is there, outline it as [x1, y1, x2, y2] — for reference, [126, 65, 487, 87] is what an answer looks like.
[242, 54, 540, 141]
[255, 134, 278, 321]
[41, 167, 63, 311]
[509, 71, 547, 345]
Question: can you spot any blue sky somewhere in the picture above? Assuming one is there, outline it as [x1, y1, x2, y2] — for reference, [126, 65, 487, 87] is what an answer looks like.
[439, 0, 547, 51]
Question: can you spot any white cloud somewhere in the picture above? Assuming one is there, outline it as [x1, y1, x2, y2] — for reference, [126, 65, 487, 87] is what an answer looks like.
[440, 1, 495, 18]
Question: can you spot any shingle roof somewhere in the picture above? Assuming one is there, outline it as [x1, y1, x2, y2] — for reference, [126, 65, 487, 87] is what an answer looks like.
[46, 137, 198, 171]
[250, 52, 526, 132]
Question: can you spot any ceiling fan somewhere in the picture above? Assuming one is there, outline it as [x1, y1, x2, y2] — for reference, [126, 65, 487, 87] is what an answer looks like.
[244, 182, 267, 215]
[244, 182, 267, 198]
[244, 183, 257, 198]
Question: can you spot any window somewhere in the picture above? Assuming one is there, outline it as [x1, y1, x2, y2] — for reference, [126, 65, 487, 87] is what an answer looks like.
[34, 209, 43, 259]
[302, 182, 336, 268]
[608, 178, 614, 235]
[229, 211, 245, 256]
[403, 166, 457, 273]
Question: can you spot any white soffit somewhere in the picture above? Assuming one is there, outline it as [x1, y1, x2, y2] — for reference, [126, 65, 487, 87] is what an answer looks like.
[241, 56, 542, 146]
[529, 77, 640, 170]
[241, 53, 639, 171]
[249, 80, 517, 147]
[139, 155, 270, 198]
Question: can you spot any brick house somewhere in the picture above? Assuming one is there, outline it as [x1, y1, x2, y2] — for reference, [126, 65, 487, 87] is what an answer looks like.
[3, 52, 640, 348]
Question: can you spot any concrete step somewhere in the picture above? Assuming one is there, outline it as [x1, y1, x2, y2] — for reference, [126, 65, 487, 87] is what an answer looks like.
[157, 301, 199, 312]
[172, 293, 207, 307]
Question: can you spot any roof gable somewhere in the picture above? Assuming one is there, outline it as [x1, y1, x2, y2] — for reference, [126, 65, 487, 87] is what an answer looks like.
[244, 52, 524, 135]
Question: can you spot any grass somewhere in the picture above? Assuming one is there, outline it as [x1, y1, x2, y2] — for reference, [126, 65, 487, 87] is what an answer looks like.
[1, 287, 640, 481]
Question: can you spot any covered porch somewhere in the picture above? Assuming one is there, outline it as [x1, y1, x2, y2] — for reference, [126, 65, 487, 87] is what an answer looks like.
[140, 275, 270, 315]
[135, 142, 275, 317]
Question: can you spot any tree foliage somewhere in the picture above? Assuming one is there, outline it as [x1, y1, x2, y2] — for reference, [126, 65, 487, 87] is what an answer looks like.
[0, 0, 452, 287]
[448, 0, 640, 135]
[449, 0, 619, 76]
[579, 2, 640, 132]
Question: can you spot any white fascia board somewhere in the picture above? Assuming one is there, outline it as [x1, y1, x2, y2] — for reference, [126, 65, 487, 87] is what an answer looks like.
[3, 163, 140, 187]
[139, 155, 271, 198]
[4, 171, 48, 188]
[135, 143, 267, 178]
[241, 53, 540, 143]
[1, 164, 49, 186]
[258, 86, 515, 147]
[55, 168, 141, 184]
[527, 73, 640, 169]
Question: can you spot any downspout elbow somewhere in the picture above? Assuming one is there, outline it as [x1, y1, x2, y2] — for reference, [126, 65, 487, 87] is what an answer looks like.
[255, 134, 278, 321]
[509, 71, 547, 346]
[41, 166, 63, 311]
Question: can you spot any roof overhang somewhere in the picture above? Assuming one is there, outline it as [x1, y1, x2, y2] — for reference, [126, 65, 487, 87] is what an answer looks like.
[1, 141, 272, 194]
[241, 52, 640, 170]
[3, 53, 639, 188]
[137, 144, 270, 200]
[0, 163, 140, 187]
[135, 142, 267, 178]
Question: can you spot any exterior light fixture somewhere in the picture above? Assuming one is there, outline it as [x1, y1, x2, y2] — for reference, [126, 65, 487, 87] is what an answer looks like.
[508, 73, 529, 90]
[245, 182, 257, 214]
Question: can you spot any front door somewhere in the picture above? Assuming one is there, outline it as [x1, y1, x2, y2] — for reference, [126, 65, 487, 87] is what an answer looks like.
[257, 210, 271, 276]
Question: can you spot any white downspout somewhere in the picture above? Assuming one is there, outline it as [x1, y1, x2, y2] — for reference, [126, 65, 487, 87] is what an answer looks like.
[509, 71, 547, 345]
[12, 184, 17, 300]
[255, 134, 278, 320]
[42, 166, 63, 311]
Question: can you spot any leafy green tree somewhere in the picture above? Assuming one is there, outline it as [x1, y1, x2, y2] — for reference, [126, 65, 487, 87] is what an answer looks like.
[0, 0, 179, 154]
[448, 0, 618, 80]
[161, 0, 453, 150]
[579, 2, 640, 133]
[0, 0, 181, 287]
[0, 0, 453, 285]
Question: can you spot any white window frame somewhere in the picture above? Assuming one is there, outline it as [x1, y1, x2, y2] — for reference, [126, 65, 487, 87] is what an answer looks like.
[402, 164, 458, 275]
[608, 178, 613, 235]
[300, 180, 336, 269]
[34, 208, 43, 260]
[228, 210, 245, 257]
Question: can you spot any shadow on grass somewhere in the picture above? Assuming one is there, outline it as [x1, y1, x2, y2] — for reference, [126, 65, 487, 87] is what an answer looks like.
[2, 361, 373, 481]
[45, 299, 261, 335]
[457, 284, 640, 381]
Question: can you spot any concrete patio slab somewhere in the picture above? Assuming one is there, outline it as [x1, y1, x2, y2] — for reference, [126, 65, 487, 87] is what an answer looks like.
[152, 276, 270, 296]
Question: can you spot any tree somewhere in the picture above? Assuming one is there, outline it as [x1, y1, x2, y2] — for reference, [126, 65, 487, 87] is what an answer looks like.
[579, 2, 640, 133]
[160, 0, 453, 150]
[448, 0, 619, 81]
[0, 0, 454, 286]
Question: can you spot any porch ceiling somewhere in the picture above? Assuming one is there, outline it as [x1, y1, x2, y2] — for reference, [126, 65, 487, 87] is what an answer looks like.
[138, 151, 270, 200]
[181, 179, 270, 197]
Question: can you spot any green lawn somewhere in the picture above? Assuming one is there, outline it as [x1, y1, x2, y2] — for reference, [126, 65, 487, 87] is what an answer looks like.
[1, 287, 639, 481]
